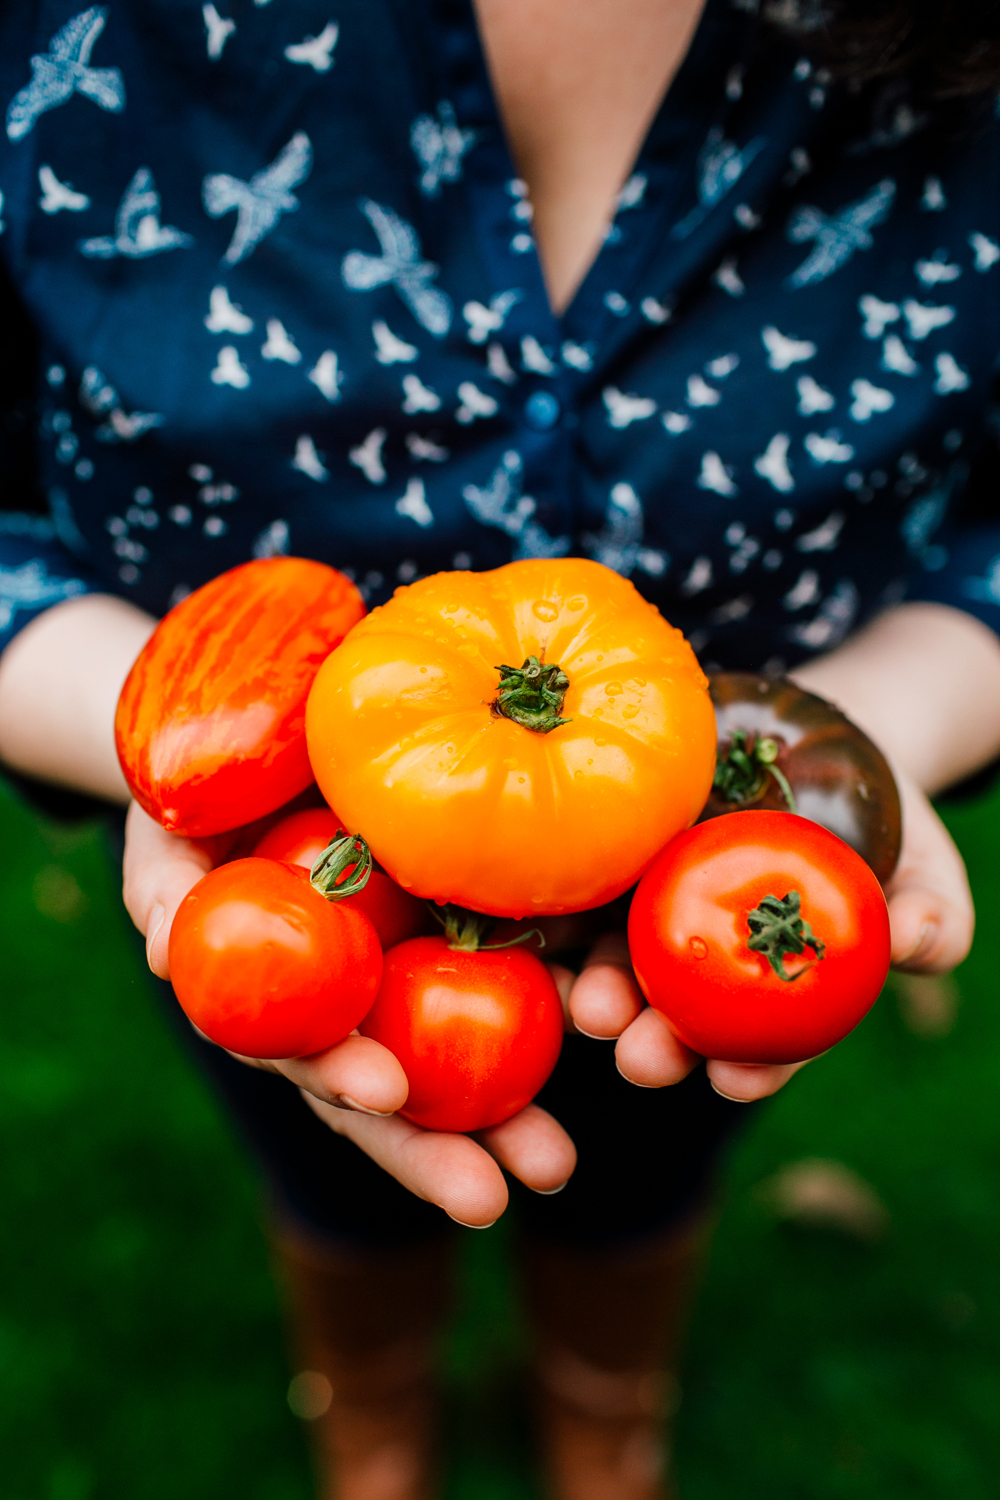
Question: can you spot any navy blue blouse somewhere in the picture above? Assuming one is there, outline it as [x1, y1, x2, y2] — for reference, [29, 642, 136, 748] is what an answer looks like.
[2, 0, 1000, 673]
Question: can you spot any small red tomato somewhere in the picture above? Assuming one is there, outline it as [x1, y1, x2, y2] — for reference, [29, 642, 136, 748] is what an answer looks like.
[169, 857, 382, 1059]
[359, 935, 565, 1132]
[628, 811, 890, 1065]
[252, 808, 430, 949]
[116, 557, 365, 838]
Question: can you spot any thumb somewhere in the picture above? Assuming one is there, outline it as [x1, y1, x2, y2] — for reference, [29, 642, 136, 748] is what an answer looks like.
[887, 773, 974, 975]
[122, 801, 215, 980]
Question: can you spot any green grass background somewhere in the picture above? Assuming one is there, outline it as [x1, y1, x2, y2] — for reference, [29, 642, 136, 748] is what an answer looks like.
[1, 774, 998, 1500]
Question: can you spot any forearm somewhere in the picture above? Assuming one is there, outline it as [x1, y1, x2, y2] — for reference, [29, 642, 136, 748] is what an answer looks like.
[791, 602, 1000, 797]
[0, 593, 156, 803]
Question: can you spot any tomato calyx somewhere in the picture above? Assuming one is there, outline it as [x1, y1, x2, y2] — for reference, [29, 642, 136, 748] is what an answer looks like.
[713, 728, 798, 814]
[493, 656, 571, 734]
[746, 891, 825, 982]
[309, 831, 373, 901]
[432, 903, 545, 953]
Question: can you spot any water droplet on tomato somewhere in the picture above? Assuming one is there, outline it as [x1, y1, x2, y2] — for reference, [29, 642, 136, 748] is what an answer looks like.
[605, 681, 623, 697]
[532, 599, 559, 622]
[518, 776, 526, 785]
[443, 602, 458, 614]
[621, 704, 639, 719]
[690, 936, 708, 959]
[587, 758, 593, 766]
[630, 676, 647, 688]
[594, 738, 607, 747]
[567, 595, 586, 611]
[420, 666, 428, 674]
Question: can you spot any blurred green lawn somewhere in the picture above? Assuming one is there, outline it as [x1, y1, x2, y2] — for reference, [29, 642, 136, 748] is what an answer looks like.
[2, 775, 999, 1500]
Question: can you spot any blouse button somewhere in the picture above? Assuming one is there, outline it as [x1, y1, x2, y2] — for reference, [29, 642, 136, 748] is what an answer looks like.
[524, 390, 561, 431]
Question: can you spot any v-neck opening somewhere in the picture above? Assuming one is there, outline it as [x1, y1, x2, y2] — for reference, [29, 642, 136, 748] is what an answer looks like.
[426, 0, 752, 338]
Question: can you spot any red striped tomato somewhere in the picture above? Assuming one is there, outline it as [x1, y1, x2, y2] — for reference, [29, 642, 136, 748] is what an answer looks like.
[116, 558, 364, 837]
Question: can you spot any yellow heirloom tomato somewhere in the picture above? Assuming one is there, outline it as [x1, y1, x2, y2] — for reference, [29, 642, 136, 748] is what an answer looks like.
[305, 558, 716, 917]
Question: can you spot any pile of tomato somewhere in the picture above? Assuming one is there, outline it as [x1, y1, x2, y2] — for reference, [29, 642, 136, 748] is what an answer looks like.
[116, 555, 895, 1133]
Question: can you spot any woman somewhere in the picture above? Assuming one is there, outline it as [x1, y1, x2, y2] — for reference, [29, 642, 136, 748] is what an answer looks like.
[0, 1, 998, 1495]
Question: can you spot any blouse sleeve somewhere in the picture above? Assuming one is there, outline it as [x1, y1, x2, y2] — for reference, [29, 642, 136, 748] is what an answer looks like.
[904, 432, 1000, 635]
[0, 263, 100, 657]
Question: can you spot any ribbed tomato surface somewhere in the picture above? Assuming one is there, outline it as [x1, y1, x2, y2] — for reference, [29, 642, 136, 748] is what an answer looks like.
[116, 558, 364, 837]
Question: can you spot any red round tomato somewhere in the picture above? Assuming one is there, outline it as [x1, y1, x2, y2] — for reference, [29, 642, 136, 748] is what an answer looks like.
[252, 808, 430, 948]
[359, 935, 565, 1132]
[628, 811, 890, 1065]
[169, 857, 382, 1059]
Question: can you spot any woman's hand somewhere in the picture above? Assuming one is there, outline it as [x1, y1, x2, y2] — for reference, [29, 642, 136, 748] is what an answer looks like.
[122, 801, 577, 1225]
[567, 771, 974, 1103]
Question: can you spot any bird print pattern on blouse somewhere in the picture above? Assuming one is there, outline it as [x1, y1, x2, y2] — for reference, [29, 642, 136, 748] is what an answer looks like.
[0, 0, 999, 674]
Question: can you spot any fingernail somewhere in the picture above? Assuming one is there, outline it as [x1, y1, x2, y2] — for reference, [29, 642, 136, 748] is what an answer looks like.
[900, 921, 936, 965]
[573, 1024, 617, 1041]
[614, 1058, 657, 1087]
[710, 1081, 751, 1103]
[534, 1181, 569, 1195]
[328, 1094, 395, 1117]
[446, 1214, 498, 1229]
[145, 904, 165, 968]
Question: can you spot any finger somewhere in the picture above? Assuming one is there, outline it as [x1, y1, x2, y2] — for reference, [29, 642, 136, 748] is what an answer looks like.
[569, 932, 644, 1039]
[546, 963, 579, 1033]
[475, 1104, 577, 1193]
[302, 1092, 509, 1226]
[887, 772, 974, 974]
[706, 1057, 809, 1102]
[614, 1005, 700, 1087]
[122, 801, 215, 979]
[232, 1032, 410, 1116]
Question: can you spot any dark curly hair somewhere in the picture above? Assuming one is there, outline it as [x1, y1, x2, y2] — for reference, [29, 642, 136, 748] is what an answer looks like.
[764, 0, 1000, 101]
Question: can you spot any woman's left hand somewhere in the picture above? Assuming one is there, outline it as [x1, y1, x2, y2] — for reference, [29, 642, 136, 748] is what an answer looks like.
[567, 767, 974, 1104]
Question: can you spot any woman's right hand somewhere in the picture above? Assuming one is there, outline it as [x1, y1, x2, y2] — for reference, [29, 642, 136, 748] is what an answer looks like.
[122, 801, 577, 1226]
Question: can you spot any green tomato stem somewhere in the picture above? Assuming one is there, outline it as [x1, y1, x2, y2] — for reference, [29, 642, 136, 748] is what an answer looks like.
[746, 891, 825, 982]
[493, 656, 571, 734]
[309, 832, 373, 900]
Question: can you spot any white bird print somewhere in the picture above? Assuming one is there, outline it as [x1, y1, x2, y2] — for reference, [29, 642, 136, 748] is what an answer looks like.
[687, 375, 721, 408]
[203, 4, 235, 59]
[521, 336, 556, 375]
[211, 346, 251, 389]
[291, 435, 328, 481]
[486, 343, 517, 384]
[681, 556, 713, 595]
[38, 164, 89, 214]
[796, 375, 835, 415]
[640, 296, 673, 323]
[462, 451, 535, 538]
[849, 379, 893, 422]
[969, 232, 1000, 272]
[261, 319, 301, 363]
[713, 257, 745, 297]
[858, 294, 900, 339]
[455, 383, 498, 424]
[796, 512, 845, 551]
[788, 580, 858, 649]
[205, 285, 253, 334]
[662, 411, 693, 434]
[934, 353, 970, 395]
[561, 342, 594, 371]
[706, 353, 739, 379]
[761, 325, 816, 371]
[401, 374, 441, 414]
[349, 428, 388, 484]
[915, 255, 961, 286]
[405, 433, 449, 462]
[342, 199, 452, 336]
[284, 22, 339, 73]
[921, 176, 946, 211]
[697, 452, 738, 496]
[603, 387, 656, 429]
[373, 321, 418, 364]
[203, 131, 312, 266]
[462, 290, 521, 344]
[786, 179, 896, 288]
[616, 174, 648, 212]
[902, 299, 955, 340]
[673, 128, 766, 239]
[308, 351, 343, 402]
[582, 483, 667, 578]
[395, 478, 434, 528]
[882, 335, 919, 376]
[733, 203, 762, 230]
[0, 561, 87, 631]
[804, 430, 854, 464]
[783, 570, 820, 610]
[79, 168, 192, 258]
[6, 7, 125, 142]
[755, 434, 794, 492]
[78, 365, 164, 442]
[411, 101, 475, 197]
[253, 519, 290, 558]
